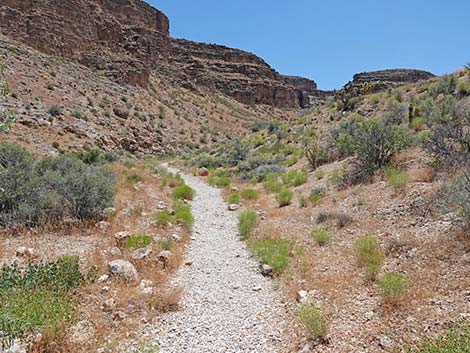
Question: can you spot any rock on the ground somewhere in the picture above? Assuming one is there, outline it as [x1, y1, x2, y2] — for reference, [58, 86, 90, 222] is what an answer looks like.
[16, 246, 35, 258]
[108, 260, 138, 281]
[228, 204, 240, 211]
[131, 246, 152, 260]
[260, 264, 273, 277]
[115, 230, 130, 240]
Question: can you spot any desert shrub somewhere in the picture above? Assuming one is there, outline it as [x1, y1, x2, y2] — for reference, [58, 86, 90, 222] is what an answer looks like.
[354, 236, 383, 281]
[439, 176, 470, 228]
[172, 185, 194, 200]
[237, 154, 283, 181]
[208, 175, 231, 188]
[123, 235, 151, 249]
[190, 153, 224, 169]
[315, 170, 325, 179]
[48, 105, 61, 116]
[238, 210, 257, 239]
[298, 305, 327, 339]
[240, 188, 258, 200]
[310, 225, 334, 245]
[126, 173, 143, 184]
[247, 238, 290, 274]
[0, 144, 116, 225]
[406, 321, 470, 353]
[275, 188, 293, 207]
[0, 256, 88, 344]
[331, 114, 364, 157]
[411, 117, 425, 131]
[351, 119, 414, 174]
[429, 76, 457, 97]
[309, 187, 324, 205]
[299, 195, 309, 208]
[303, 130, 328, 170]
[282, 168, 308, 187]
[155, 210, 172, 226]
[369, 94, 380, 104]
[173, 200, 194, 230]
[227, 193, 241, 204]
[71, 110, 86, 120]
[334, 211, 353, 228]
[376, 272, 406, 302]
[384, 166, 411, 190]
[161, 173, 184, 188]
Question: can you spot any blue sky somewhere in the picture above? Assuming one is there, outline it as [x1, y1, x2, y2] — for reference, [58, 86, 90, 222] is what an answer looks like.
[152, 0, 469, 90]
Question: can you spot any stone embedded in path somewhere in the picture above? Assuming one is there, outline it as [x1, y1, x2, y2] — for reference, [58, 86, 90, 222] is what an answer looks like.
[132, 246, 152, 260]
[260, 264, 273, 277]
[228, 204, 240, 211]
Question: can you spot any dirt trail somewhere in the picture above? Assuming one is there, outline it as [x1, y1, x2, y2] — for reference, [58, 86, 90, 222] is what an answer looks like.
[152, 166, 288, 353]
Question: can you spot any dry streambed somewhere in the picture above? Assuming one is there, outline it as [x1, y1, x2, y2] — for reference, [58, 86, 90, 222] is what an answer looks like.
[151, 166, 289, 353]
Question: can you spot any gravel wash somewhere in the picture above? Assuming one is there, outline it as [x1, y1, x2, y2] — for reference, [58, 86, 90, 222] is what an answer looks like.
[152, 167, 288, 353]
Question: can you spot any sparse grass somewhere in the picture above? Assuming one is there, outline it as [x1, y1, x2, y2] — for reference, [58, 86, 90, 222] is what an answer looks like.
[263, 179, 284, 193]
[406, 321, 470, 353]
[298, 305, 327, 339]
[310, 225, 334, 245]
[160, 173, 184, 188]
[247, 238, 290, 274]
[208, 175, 231, 188]
[275, 188, 293, 207]
[238, 210, 257, 239]
[172, 185, 194, 201]
[282, 168, 308, 187]
[128, 341, 160, 353]
[315, 170, 325, 179]
[126, 173, 143, 184]
[123, 235, 151, 249]
[240, 188, 258, 200]
[354, 236, 383, 281]
[385, 166, 411, 190]
[227, 193, 241, 204]
[155, 210, 173, 226]
[376, 272, 406, 303]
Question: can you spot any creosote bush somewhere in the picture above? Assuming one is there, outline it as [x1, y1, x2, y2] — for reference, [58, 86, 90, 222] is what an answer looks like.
[275, 188, 293, 207]
[238, 210, 257, 239]
[354, 236, 383, 281]
[247, 238, 290, 274]
[0, 143, 115, 226]
[298, 305, 327, 339]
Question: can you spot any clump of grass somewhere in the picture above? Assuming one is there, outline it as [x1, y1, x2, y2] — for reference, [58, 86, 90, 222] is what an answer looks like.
[172, 185, 194, 200]
[410, 117, 425, 131]
[173, 200, 194, 230]
[275, 188, 293, 207]
[310, 225, 334, 246]
[208, 175, 231, 188]
[406, 321, 470, 353]
[315, 170, 325, 179]
[309, 187, 324, 206]
[384, 166, 411, 190]
[298, 305, 327, 339]
[123, 235, 151, 249]
[247, 238, 290, 274]
[282, 168, 308, 187]
[160, 173, 184, 188]
[159, 238, 173, 251]
[299, 195, 309, 208]
[240, 188, 258, 200]
[376, 272, 406, 303]
[238, 210, 257, 239]
[263, 173, 283, 193]
[227, 193, 241, 204]
[126, 173, 143, 184]
[354, 236, 383, 281]
[155, 210, 173, 226]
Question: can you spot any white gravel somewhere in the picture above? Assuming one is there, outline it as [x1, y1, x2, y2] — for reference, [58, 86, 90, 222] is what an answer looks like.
[152, 167, 288, 353]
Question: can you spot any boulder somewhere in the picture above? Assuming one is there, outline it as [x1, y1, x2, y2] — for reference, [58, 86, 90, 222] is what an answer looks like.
[108, 260, 138, 281]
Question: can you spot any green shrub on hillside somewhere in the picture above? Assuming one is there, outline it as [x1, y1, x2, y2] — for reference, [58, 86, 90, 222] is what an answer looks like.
[354, 236, 383, 281]
[240, 188, 258, 200]
[298, 305, 327, 339]
[238, 210, 257, 239]
[310, 225, 334, 245]
[376, 272, 406, 302]
[172, 185, 194, 201]
[275, 188, 293, 207]
[173, 200, 194, 230]
[208, 175, 231, 188]
[0, 143, 116, 226]
[123, 235, 151, 250]
[247, 238, 290, 274]
[227, 193, 241, 204]
[384, 166, 411, 190]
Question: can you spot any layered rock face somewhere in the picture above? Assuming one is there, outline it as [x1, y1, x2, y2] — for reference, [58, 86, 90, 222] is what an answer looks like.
[0, 0, 316, 108]
[352, 69, 435, 90]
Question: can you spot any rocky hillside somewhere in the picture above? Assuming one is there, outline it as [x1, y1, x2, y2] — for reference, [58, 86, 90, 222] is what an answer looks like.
[0, 0, 316, 108]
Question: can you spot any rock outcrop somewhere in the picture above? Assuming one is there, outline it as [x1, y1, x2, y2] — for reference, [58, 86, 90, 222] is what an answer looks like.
[0, 0, 316, 108]
[351, 69, 435, 92]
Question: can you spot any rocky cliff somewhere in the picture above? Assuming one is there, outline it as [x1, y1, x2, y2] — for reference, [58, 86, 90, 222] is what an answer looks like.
[351, 69, 435, 92]
[0, 0, 316, 108]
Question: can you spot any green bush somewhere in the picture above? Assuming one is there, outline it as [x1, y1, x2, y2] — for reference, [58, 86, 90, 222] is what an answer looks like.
[155, 210, 172, 226]
[282, 168, 308, 187]
[457, 81, 470, 96]
[227, 193, 241, 204]
[172, 185, 194, 201]
[161, 173, 184, 188]
[173, 200, 194, 230]
[298, 305, 327, 339]
[354, 236, 383, 281]
[247, 238, 290, 274]
[376, 272, 406, 302]
[299, 195, 309, 208]
[384, 166, 411, 190]
[208, 175, 231, 188]
[0, 144, 116, 225]
[263, 179, 283, 193]
[123, 235, 151, 249]
[126, 173, 143, 184]
[238, 210, 257, 239]
[240, 188, 258, 200]
[275, 188, 293, 207]
[310, 226, 334, 245]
